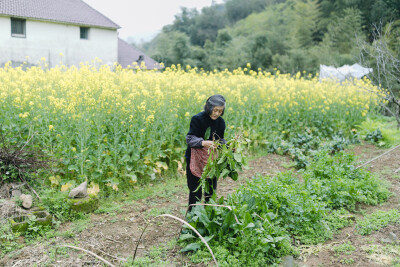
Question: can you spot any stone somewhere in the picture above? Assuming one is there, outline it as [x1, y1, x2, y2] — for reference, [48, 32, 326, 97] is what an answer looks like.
[0, 184, 10, 198]
[9, 208, 53, 234]
[381, 238, 392, 244]
[11, 189, 22, 198]
[0, 199, 16, 217]
[68, 181, 88, 199]
[389, 232, 398, 243]
[381, 232, 399, 244]
[67, 196, 99, 213]
[280, 256, 294, 267]
[19, 194, 33, 209]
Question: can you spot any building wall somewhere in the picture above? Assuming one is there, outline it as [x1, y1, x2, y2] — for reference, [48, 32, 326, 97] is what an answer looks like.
[0, 16, 118, 67]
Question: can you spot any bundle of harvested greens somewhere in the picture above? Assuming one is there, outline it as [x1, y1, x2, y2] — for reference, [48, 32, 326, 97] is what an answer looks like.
[198, 134, 248, 193]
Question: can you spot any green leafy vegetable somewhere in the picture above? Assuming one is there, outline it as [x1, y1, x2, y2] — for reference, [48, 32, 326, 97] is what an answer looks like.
[198, 134, 248, 193]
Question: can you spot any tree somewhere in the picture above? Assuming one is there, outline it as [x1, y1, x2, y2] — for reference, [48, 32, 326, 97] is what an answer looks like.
[168, 7, 198, 35]
[220, 37, 252, 71]
[216, 29, 232, 48]
[358, 21, 400, 127]
[150, 31, 192, 66]
[225, 0, 268, 24]
[329, 8, 363, 53]
[142, 0, 399, 73]
[289, 0, 321, 49]
[250, 34, 272, 70]
[190, 4, 228, 46]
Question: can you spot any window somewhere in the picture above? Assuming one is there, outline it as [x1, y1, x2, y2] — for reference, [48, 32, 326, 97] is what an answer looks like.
[11, 18, 26, 38]
[80, 27, 89, 39]
[137, 55, 144, 64]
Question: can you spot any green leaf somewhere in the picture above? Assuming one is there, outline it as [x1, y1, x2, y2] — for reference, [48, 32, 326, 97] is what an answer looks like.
[204, 234, 214, 243]
[230, 171, 239, 181]
[67, 165, 79, 172]
[208, 168, 216, 178]
[179, 233, 195, 241]
[126, 173, 137, 183]
[274, 236, 287, 242]
[220, 168, 230, 178]
[121, 154, 130, 162]
[126, 165, 133, 172]
[233, 153, 242, 162]
[194, 209, 211, 227]
[245, 222, 255, 229]
[217, 155, 226, 164]
[261, 236, 274, 244]
[244, 212, 254, 225]
[180, 242, 201, 252]
[222, 211, 235, 231]
[204, 127, 211, 140]
[131, 152, 140, 161]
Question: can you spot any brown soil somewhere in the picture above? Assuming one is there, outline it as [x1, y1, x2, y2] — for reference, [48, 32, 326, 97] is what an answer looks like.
[1, 143, 399, 267]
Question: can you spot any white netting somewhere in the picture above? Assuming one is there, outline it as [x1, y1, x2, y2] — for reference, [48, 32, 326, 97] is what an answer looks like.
[320, 63, 373, 82]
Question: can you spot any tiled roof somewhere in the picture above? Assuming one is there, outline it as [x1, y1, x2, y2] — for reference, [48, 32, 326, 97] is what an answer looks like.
[118, 38, 163, 70]
[0, 0, 120, 29]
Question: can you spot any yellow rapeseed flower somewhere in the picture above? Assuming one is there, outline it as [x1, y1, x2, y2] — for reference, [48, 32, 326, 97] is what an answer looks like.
[61, 182, 72, 192]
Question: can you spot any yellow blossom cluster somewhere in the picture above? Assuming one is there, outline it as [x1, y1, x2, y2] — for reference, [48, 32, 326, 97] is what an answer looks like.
[0, 61, 383, 186]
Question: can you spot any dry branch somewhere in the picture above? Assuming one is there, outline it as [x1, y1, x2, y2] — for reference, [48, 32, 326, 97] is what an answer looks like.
[356, 144, 400, 169]
[55, 245, 116, 267]
[357, 21, 400, 128]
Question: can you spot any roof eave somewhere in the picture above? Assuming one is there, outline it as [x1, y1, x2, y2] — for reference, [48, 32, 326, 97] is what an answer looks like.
[0, 14, 120, 30]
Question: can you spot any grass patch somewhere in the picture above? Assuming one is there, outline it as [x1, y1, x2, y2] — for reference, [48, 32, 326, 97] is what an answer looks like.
[125, 175, 185, 201]
[59, 217, 91, 238]
[144, 207, 172, 219]
[340, 257, 355, 265]
[94, 200, 125, 215]
[0, 221, 24, 257]
[357, 209, 400, 235]
[358, 116, 400, 146]
[123, 240, 178, 267]
[333, 241, 355, 256]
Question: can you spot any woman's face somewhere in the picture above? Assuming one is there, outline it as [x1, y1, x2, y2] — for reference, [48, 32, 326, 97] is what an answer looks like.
[210, 106, 224, 120]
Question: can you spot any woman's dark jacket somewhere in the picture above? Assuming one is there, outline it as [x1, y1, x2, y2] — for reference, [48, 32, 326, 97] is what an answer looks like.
[185, 111, 226, 160]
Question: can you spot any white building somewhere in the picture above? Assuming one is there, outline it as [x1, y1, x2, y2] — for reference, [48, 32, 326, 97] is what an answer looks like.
[0, 0, 161, 69]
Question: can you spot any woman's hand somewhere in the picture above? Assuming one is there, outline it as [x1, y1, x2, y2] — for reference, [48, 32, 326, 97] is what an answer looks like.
[202, 140, 215, 149]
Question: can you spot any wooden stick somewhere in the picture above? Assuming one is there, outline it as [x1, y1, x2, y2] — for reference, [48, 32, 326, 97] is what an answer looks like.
[356, 145, 400, 169]
[18, 175, 42, 202]
[56, 245, 116, 267]
[86, 243, 127, 262]
[100, 231, 123, 244]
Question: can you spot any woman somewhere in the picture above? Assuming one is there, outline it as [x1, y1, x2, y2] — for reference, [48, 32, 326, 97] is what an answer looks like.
[185, 94, 226, 210]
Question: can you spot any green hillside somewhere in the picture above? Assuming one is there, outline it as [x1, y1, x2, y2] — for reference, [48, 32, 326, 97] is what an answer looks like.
[140, 0, 400, 74]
